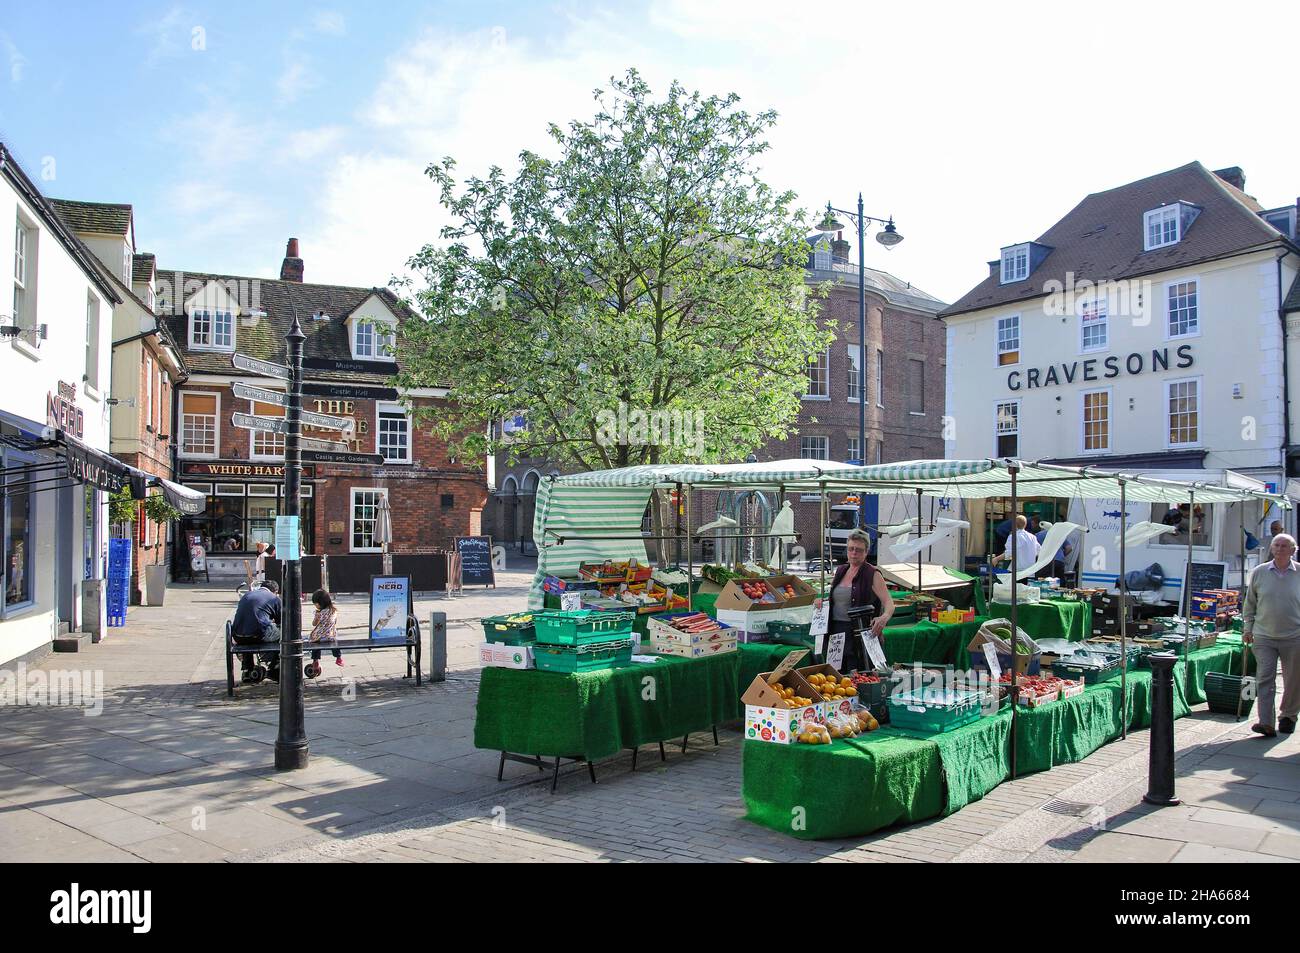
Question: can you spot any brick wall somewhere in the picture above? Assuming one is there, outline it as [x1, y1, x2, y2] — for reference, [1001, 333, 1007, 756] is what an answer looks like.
[174, 379, 487, 557]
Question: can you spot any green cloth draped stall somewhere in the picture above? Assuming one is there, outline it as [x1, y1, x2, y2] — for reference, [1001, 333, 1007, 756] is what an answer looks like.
[742, 644, 1239, 841]
[987, 598, 1092, 642]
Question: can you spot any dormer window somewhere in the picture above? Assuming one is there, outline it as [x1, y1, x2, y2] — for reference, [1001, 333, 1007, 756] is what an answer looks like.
[1000, 244, 1029, 284]
[354, 318, 395, 360]
[1144, 202, 1201, 251]
[190, 308, 234, 350]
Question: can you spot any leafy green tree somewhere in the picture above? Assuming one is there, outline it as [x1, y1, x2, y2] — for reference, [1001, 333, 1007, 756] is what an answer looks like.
[396, 68, 832, 471]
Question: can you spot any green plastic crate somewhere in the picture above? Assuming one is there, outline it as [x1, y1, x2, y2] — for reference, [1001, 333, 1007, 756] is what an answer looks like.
[533, 639, 634, 673]
[765, 619, 812, 646]
[480, 614, 537, 645]
[533, 610, 635, 646]
[1204, 672, 1256, 717]
[1052, 656, 1122, 684]
[887, 688, 984, 734]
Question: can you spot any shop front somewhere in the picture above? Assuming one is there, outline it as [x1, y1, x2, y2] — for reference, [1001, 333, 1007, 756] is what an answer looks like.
[176, 460, 315, 577]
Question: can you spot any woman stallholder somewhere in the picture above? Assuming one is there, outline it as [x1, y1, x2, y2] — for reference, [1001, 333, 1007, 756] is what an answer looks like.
[815, 530, 895, 672]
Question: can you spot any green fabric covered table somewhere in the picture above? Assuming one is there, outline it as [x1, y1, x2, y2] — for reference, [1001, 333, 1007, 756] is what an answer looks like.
[881, 618, 986, 668]
[475, 642, 802, 762]
[742, 642, 1227, 840]
[987, 598, 1091, 642]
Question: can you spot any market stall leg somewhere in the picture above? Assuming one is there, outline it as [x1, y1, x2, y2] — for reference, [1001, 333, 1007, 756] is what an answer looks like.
[1119, 478, 1128, 740]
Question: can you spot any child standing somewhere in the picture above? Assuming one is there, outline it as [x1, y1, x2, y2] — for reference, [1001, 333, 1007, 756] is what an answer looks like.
[307, 588, 343, 675]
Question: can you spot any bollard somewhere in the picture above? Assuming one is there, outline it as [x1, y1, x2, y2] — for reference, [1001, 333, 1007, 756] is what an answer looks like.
[429, 611, 447, 683]
[1143, 652, 1181, 807]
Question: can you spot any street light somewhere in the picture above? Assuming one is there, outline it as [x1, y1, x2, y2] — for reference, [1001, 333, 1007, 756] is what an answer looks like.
[818, 196, 905, 548]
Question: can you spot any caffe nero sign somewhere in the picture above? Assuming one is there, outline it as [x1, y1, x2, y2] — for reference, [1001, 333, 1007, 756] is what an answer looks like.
[1007, 344, 1193, 392]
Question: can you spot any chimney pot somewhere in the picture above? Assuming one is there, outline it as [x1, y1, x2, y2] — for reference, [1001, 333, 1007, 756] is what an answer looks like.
[280, 237, 304, 283]
[1213, 166, 1247, 192]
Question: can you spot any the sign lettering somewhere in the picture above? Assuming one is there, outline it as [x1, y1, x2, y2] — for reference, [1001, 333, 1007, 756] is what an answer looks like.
[1008, 345, 1193, 392]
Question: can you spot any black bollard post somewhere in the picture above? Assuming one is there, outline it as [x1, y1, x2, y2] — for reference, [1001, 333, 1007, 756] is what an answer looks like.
[1143, 652, 1181, 807]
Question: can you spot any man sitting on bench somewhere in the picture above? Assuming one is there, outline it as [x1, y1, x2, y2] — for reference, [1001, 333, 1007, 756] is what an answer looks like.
[232, 579, 282, 682]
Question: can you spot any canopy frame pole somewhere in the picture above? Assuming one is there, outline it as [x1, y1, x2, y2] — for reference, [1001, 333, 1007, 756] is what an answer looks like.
[1237, 499, 1247, 720]
[674, 481, 683, 569]
[778, 483, 786, 572]
[915, 487, 923, 593]
[1009, 463, 1019, 781]
[820, 481, 828, 596]
[686, 483, 694, 612]
[1119, 478, 1128, 740]
[1185, 489, 1194, 664]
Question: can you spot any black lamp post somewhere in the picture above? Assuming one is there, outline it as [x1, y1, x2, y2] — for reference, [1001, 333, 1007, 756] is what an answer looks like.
[816, 197, 903, 543]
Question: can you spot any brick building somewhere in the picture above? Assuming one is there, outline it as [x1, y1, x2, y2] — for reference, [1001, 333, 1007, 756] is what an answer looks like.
[490, 230, 947, 560]
[162, 240, 486, 578]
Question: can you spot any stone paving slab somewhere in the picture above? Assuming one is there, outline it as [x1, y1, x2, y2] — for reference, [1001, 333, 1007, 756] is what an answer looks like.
[4, 570, 1300, 863]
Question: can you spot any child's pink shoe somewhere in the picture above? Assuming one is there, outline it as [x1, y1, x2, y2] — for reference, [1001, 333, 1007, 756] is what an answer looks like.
[335, 657, 345, 667]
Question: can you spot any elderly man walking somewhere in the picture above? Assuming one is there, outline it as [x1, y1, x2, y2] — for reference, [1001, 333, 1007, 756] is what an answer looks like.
[1242, 532, 1300, 737]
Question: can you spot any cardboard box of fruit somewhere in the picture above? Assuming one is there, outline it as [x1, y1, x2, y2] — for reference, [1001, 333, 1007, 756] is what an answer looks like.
[741, 651, 825, 744]
[645, 611, 736, 646]
[797, 664, 862, 719]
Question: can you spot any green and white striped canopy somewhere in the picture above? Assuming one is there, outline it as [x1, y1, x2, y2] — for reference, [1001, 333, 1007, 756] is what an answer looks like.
[545, 458, 1287, 504]
[527, 457, 1288, 606]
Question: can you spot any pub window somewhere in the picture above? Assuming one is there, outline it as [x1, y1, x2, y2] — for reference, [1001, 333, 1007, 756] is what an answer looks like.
[377, 402, 411, 463]
[351, 488, 388, 552]
[1167, 378, 1200, 447]
[190, 308, 234, 350]
[215, 483, 246, 496]
[996, 315, 1020, 366]
[354, 319, 396, 360]
[249, 399, 285, 459]
[248, 483, 277, 496]
[180, 392, 219, 457]
[995, 400, 1019, 458]
[1082, 389, 1110, 452]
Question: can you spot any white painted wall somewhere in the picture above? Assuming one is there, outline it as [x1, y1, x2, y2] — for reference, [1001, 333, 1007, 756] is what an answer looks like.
[1, 178, 114, 664]
[945, 249, 1286, 476]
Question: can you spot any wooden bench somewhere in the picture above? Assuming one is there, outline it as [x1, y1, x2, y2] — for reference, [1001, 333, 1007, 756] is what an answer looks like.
[225, 617, 424, 696]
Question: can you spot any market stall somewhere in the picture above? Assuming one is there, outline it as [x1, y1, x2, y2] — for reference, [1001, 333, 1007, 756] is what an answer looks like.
[485, 458, 1284, 835]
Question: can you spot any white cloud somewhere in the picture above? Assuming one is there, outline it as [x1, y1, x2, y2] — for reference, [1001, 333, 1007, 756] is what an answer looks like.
[2, 33, 25, 83]
[138, 6, 196, 66]
[312, 11, 346, 36]
[277, 60, 319, 106]
[277, 126, 347, 165]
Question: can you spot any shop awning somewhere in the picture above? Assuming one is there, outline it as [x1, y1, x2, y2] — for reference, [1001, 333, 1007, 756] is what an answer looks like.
[60, 433, 131, 493]
[156, 478, 206, 515]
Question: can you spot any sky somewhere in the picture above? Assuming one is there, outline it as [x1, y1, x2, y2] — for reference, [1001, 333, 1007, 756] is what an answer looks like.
[1, 0, 1297, 306]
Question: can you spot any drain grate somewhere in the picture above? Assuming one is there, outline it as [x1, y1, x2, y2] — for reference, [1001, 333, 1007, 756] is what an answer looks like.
[1040, 798, 1098, 817]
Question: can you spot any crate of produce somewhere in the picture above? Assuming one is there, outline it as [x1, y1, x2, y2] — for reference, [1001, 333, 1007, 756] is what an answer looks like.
[533, 638, 634, 674]
[533, 609, 635, 646]
[1052, 651, 1122, 684]
[651, 637, 737, 658]
[1198, 631, 1218, 650]
[577, 561, 635, 585]
[1204, 672, 1256, 717]
[541, 576, 599, 595]
[851, 669, 894, 707]
[887, 688, 984, 734]
[646, 611, 735, 646]
[480, 613, 537, 645]
[1082, 639, 1142, 669]
[765, 619, 813, 647]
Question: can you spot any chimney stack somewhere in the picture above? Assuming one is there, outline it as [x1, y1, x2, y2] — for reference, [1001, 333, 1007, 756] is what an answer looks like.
[1212, 167, 1247, 192]
[280, 237, 304, 283]
[830, 230, 851, 261]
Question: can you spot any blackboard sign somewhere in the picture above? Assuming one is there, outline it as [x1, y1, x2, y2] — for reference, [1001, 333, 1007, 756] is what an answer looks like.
[454, 536, 496, 588]
[1180, 560, 1229, 614]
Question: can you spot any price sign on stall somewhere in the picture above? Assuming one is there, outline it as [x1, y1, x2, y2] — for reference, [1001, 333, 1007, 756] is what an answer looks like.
[559, 592, 583, 612]
[809, 602, 829, 638]
[825, 631, 846, 670]
[982, 644, 1003, 681]
[863, 632, 888, 670]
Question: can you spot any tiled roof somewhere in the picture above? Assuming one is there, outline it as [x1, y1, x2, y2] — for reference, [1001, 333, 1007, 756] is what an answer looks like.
[1285, 272, 1300, 314]
[941, 161, 1290, 319]
[47, 197, 133, 236]
[132, 252, 155, 284]
[157, 270, 419, 384]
